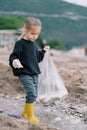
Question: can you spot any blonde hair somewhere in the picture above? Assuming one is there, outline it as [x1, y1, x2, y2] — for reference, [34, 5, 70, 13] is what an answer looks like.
[25, 17, 41, 29]
[19, 17, 41, 39]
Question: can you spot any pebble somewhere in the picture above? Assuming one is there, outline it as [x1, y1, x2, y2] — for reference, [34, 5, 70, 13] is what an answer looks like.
[54, 117, 62, 122]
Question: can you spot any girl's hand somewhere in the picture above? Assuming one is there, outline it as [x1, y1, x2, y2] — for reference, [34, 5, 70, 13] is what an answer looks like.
[43, 45, 50, 51]
[12, 59, 23, 68]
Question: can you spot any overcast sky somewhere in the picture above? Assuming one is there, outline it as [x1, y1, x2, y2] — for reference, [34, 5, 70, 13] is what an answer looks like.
[63, 0, 87, 7]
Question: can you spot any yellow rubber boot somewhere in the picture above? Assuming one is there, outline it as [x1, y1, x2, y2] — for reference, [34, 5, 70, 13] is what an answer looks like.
[24, 103, 39, 124]
[22, 104, 27, 118]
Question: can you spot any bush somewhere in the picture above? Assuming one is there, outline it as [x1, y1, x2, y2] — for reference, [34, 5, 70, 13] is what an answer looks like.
[47, 39, 65, 50]
[0, 15, 25, 29]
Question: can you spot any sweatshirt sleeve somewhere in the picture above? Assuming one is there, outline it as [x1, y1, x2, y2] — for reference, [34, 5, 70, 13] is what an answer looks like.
[9, 41, 22, 67]
[38, 49, 46, 63]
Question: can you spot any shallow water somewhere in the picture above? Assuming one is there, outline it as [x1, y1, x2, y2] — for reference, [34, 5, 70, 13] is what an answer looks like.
[0, 94, 87, 130]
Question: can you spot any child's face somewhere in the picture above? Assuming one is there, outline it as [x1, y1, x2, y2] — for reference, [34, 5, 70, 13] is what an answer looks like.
[25, 26, 41, 42]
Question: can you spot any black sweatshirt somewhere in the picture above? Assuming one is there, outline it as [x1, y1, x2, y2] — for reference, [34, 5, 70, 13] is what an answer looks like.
[9, 38, 46, 76]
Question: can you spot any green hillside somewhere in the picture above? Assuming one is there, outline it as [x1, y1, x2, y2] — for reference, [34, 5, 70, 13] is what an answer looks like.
[0, 0, 87, 16]
[0, 0, 87, 49]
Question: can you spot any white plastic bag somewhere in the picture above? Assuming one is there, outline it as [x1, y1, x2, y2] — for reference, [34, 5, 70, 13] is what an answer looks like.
[38, 52, 68, 99]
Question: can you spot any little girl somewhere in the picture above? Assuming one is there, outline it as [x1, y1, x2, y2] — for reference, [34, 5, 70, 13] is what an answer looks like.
[9, 17, 50, 123]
